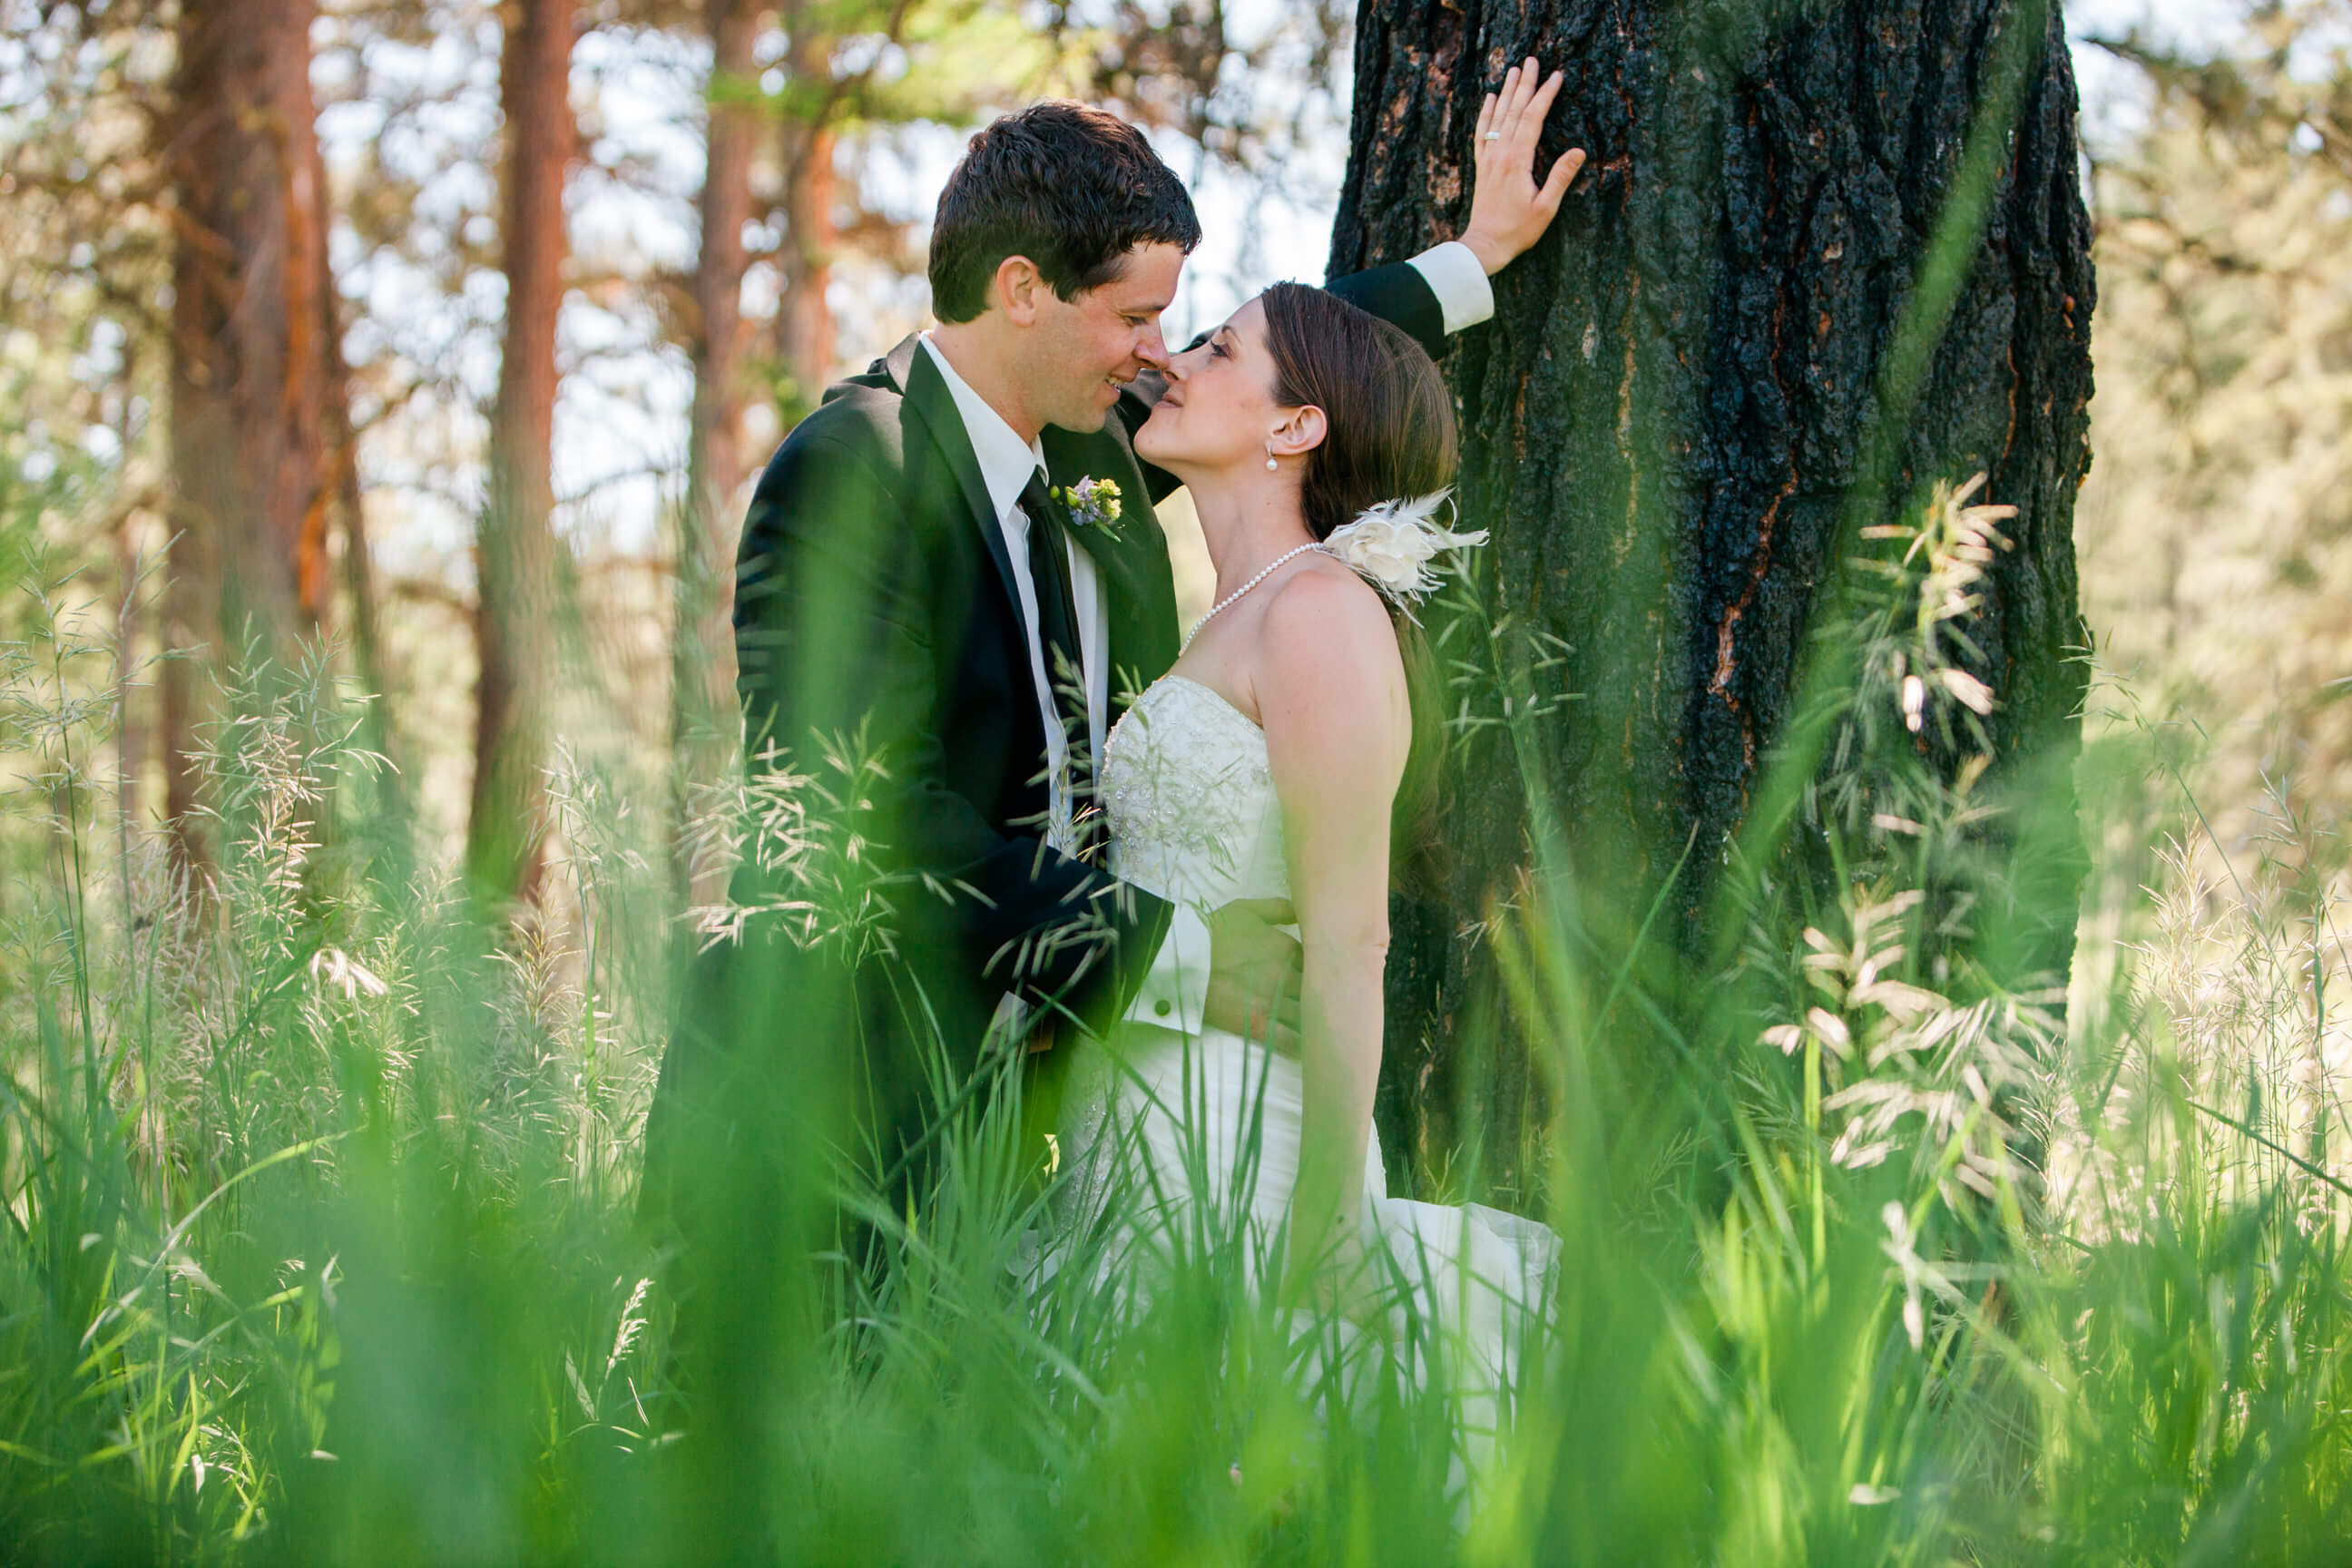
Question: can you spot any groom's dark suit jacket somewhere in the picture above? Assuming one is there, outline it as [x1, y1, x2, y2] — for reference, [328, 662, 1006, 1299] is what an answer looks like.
[647, 262, 1455, 1212]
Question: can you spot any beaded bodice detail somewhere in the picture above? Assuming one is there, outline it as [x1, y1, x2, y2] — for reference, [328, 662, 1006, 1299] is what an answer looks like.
[1099, 676, 1287, 910]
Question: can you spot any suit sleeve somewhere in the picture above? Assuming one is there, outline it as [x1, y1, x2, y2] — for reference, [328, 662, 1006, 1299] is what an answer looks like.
[1120, 260, 1455, 502]
[733, 429, 1168, 1039]
[1324, 260, 1452, 358]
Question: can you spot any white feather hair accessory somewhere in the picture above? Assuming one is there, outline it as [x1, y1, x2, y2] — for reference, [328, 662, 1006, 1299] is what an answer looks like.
[1318, 489, 1488, 605]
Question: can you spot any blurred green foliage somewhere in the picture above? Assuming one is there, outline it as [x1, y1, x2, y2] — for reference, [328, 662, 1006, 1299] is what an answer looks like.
[3, 448, 2349, 1563]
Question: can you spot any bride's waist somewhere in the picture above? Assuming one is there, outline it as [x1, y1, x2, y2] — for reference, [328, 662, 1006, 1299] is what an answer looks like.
[1108, 842, 1286, 908]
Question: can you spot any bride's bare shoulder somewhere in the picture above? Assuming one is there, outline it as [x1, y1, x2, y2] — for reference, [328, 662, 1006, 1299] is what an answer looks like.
[1265, 554, 1394, 631]
[1256, 557, 1405, 695]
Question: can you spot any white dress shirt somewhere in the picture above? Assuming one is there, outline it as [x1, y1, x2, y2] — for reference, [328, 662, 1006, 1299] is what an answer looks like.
[1407, 240, 1495, 336]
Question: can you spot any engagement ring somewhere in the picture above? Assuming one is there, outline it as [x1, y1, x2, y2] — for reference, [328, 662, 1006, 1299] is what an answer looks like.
[1483, 131, 1501, 141]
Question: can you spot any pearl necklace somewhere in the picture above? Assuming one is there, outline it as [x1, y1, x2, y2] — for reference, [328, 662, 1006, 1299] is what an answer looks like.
[1181, 541, 1327, 652]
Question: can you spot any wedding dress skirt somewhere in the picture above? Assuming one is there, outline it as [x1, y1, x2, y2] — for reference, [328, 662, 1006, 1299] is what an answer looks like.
[1055, 676, 1559, 1469]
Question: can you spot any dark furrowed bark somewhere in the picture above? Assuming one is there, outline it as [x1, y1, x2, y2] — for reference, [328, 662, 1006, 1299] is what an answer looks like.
[1336, 0, 2093, 1201]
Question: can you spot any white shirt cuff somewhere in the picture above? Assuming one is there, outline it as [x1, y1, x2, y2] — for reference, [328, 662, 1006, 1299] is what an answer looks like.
[1406, 240, 1495, 334]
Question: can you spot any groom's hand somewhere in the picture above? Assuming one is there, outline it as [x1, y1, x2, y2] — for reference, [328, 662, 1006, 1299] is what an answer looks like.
[1459, 57, 1586, 276]
[1205, 897, 1303, 1055]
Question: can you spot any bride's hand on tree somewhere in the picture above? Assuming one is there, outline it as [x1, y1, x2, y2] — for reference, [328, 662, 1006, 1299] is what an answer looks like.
[1458, 57, 1586, 276]
[1204, 897, 1304, 1054]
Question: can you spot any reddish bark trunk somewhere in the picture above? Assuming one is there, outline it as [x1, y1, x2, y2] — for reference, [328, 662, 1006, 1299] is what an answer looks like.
[467, 0, 576, 910]
[162, 0, 334, 861]
[776, 7, 837, 413]
[116, 506, 149, 840]
[691, 0, 759, 521]
[315, 128, 407, 828]
[675, 0, 761, 903]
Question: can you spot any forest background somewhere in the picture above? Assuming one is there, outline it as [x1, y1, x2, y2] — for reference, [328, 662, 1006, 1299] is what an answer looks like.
[5, 0, 2339, 930]
[5, 0, 2352, 1560]
[1, 0, 1375, 908]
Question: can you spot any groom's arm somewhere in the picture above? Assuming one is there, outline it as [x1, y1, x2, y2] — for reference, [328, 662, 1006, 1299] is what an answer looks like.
[734, 414, 1169, 1041]
[1324, 241, 1495, 359]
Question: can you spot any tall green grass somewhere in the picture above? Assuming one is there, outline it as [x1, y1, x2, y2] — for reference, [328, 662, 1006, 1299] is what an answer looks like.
[1, 457, 2347, 1563]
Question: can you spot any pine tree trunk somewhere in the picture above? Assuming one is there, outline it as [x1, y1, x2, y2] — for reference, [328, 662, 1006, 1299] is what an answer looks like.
[1333, 0, 2094, 1200]
[163, 0, 334, 863]
[116, 504, 150, 843]
[468, 0, 576, 912]
[775, 4, 838, 416]
[312, 125, 407, 835]
[674, 0, 760, 904]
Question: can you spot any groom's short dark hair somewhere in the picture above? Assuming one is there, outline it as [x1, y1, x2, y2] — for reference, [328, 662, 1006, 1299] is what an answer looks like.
[929, 102, 1202, 324]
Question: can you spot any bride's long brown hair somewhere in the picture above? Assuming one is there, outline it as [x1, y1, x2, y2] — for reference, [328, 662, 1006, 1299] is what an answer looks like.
[1258, 281, 1459, 882]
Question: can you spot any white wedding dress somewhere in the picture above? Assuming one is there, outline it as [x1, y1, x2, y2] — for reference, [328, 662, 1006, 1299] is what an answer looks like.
[1054, 673, 1559, 1465]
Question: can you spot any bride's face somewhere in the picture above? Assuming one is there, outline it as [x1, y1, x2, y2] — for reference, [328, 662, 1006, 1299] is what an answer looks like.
[1134, 296, 1291, 475]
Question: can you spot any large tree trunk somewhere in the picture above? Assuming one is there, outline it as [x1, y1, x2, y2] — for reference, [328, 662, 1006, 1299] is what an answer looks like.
[673, 0, 760, 905]
[468, 0, 576, 912]
[163, 0, 335, 864]
[774, 3, 838, 415]
[311, 123, 407, 838]
[1334, 0, 2094, 1200]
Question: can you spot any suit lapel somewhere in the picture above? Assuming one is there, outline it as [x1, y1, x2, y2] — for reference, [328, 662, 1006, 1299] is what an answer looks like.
[1042, 426, 1180, 697]
[883, 336, 1181, 701]
[887, 334, 1024, 619]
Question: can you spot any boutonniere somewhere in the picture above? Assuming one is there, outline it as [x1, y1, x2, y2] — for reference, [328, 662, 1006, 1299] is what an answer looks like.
[1052, 476, 1123, 542]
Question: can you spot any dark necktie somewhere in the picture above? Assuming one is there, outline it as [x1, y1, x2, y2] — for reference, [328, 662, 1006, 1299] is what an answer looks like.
[1016, 468, 1088, 744]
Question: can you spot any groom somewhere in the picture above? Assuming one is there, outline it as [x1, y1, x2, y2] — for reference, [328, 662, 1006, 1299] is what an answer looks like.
[649, 81, 1577, 1239]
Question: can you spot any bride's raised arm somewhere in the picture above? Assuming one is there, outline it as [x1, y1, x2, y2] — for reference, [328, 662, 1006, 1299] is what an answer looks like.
[1254, 564, 1414, 1302]
[1456, 58, 1588, 277]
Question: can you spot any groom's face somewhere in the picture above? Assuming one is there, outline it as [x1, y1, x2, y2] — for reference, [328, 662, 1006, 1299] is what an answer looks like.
[1027, 241, 1185, 434]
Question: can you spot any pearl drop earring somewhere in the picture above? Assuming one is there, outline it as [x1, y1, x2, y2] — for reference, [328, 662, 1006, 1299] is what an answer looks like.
[1265, 446, 1279, 471]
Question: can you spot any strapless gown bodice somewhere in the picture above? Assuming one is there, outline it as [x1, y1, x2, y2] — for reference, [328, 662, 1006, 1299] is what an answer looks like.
[1101, 674, 1288, 906]
[1098, 676, 1288, 1036]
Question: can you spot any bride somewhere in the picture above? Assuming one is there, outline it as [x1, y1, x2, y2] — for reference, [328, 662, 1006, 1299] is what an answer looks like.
[1054, 279, 1558, 1442]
